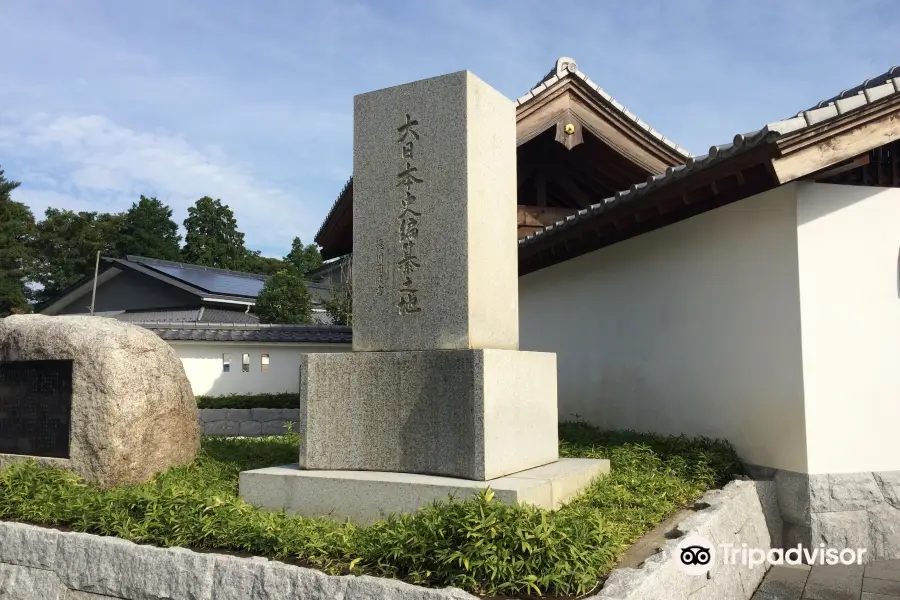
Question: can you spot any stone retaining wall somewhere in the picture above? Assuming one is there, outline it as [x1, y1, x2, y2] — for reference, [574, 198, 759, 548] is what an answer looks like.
[0, 480, 780, 600]
[198, 408, 299, 437]
[750, 466, 900, 557]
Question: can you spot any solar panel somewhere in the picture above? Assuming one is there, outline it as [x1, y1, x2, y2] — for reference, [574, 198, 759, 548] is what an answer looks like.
[148, 264, 266, 297]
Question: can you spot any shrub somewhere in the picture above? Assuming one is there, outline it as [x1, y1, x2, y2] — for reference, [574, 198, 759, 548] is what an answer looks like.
[196, 393, 300, 409]
[0, 423, 741, 597]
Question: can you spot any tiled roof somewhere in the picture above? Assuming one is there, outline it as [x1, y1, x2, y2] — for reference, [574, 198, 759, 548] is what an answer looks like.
[517, 57, 693, 158]
[136, 322, 352, 344]
[114, 308, 260, 324]
[519, 65, 900, 250]
[805, 66, 900, 111]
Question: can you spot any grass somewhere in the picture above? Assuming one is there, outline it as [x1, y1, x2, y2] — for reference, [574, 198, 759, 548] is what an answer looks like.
[195, 392, 300, 409]
[0, 423, 741, 597]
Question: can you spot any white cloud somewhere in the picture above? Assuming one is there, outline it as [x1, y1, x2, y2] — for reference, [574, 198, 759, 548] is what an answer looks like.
[0, 113, 318, 251]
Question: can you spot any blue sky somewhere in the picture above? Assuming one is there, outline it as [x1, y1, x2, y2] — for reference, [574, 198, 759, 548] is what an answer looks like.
[1, 0, 896, 258]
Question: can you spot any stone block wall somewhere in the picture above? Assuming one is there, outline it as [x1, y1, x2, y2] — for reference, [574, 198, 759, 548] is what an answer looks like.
[198, 408, 300, 437]
[748, 465, 900, 558]
[0, 480, 781, 600]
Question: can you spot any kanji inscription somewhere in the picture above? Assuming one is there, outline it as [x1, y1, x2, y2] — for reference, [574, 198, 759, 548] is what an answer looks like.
[0, 360, 73, 458]
[396, 113, 423, 314]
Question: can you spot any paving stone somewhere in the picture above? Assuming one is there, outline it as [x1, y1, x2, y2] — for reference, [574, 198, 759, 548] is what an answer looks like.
[867, 560, 900, 582]
[865, 577, 900, 597]
[861, 593, 900, 600]
[756, 565, 809, 599]
[800, 565, 863, 600]
[801, 583, 861, 600]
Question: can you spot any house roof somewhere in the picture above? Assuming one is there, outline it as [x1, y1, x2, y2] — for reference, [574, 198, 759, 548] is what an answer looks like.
[518, 66, 900, 259]
[119, 255, 269, 299]
[39, 254, 334, 317]
[112, 307, 261, 324]
[136, 322, 351, 344]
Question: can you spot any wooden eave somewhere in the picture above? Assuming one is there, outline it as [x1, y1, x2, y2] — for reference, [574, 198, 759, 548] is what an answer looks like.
[772, 93, 900, 184]
[520, 94, 900, 276]
[516, 76, 686, 173]
[316, 180, 353, 260]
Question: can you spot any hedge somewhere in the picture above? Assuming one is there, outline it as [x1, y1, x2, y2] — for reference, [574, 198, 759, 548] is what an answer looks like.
[196, 392, 300, 409]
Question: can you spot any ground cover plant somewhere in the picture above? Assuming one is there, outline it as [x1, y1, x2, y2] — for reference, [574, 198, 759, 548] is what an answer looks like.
[196, 392, 300, 409]
[0, 423, 740, 597]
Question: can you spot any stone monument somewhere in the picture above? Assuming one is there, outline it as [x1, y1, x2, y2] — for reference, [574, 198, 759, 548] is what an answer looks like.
[240, 71, 608, 522]
[0, 315, 200, 488]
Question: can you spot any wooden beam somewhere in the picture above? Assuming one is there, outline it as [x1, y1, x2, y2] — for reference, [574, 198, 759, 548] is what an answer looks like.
[771, 99, 900, 184]
[802, 154, 871, 181]
[517, 205, 578, 227]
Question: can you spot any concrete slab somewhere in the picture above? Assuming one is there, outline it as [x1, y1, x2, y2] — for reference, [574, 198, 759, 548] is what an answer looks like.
[239, 458, 610, 523]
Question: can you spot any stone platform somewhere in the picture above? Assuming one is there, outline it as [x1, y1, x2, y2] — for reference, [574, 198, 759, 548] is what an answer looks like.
[239, 457, 609, 523]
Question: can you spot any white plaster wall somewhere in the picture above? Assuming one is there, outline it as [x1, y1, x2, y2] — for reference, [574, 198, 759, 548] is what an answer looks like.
[169, 342, 349, 396]
[519, 184, 808, 472]
[796, 183, 900, 474]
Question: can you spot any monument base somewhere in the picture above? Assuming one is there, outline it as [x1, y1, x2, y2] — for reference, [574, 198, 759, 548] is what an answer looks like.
[239, 458, 610, 524]
[300, 349, 559, 481]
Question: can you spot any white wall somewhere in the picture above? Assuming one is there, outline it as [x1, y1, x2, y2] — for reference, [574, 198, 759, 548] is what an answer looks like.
[170, 342, 349, 396]
[796, 183, 900, 474]
[519, 184, 808, 472]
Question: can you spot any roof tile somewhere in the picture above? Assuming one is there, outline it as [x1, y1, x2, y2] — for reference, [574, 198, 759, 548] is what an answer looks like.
[835, 93, 867, 114]
[865, 82, 895, 103]
[803, 104, 839, 125]
[137, 323, 352, 344]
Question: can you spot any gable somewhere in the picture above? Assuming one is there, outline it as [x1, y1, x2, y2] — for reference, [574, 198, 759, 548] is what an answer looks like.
[48, 269, 201, 316]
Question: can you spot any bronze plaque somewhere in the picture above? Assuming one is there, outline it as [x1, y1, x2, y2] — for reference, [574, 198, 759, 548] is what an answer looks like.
[0, 360, 73, 458]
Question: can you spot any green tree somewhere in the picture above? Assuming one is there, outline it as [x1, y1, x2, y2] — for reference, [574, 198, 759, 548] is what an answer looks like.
[0, 167, 36, 316]
[254, 269, 314, 324]
[30, 209, 121, 305]
[321, 256, 352, 326]
[182, 196, 247, 270]
[284, 237, 322, 276]
[116, 195, 181, 260]
[245, 250, 284, 276]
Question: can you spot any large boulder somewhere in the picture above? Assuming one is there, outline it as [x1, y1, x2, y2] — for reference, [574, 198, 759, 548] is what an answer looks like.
[0, 315, 200, 488]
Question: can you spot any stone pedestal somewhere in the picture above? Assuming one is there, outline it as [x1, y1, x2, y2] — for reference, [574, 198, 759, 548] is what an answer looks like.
[299, 349, 558, 481]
